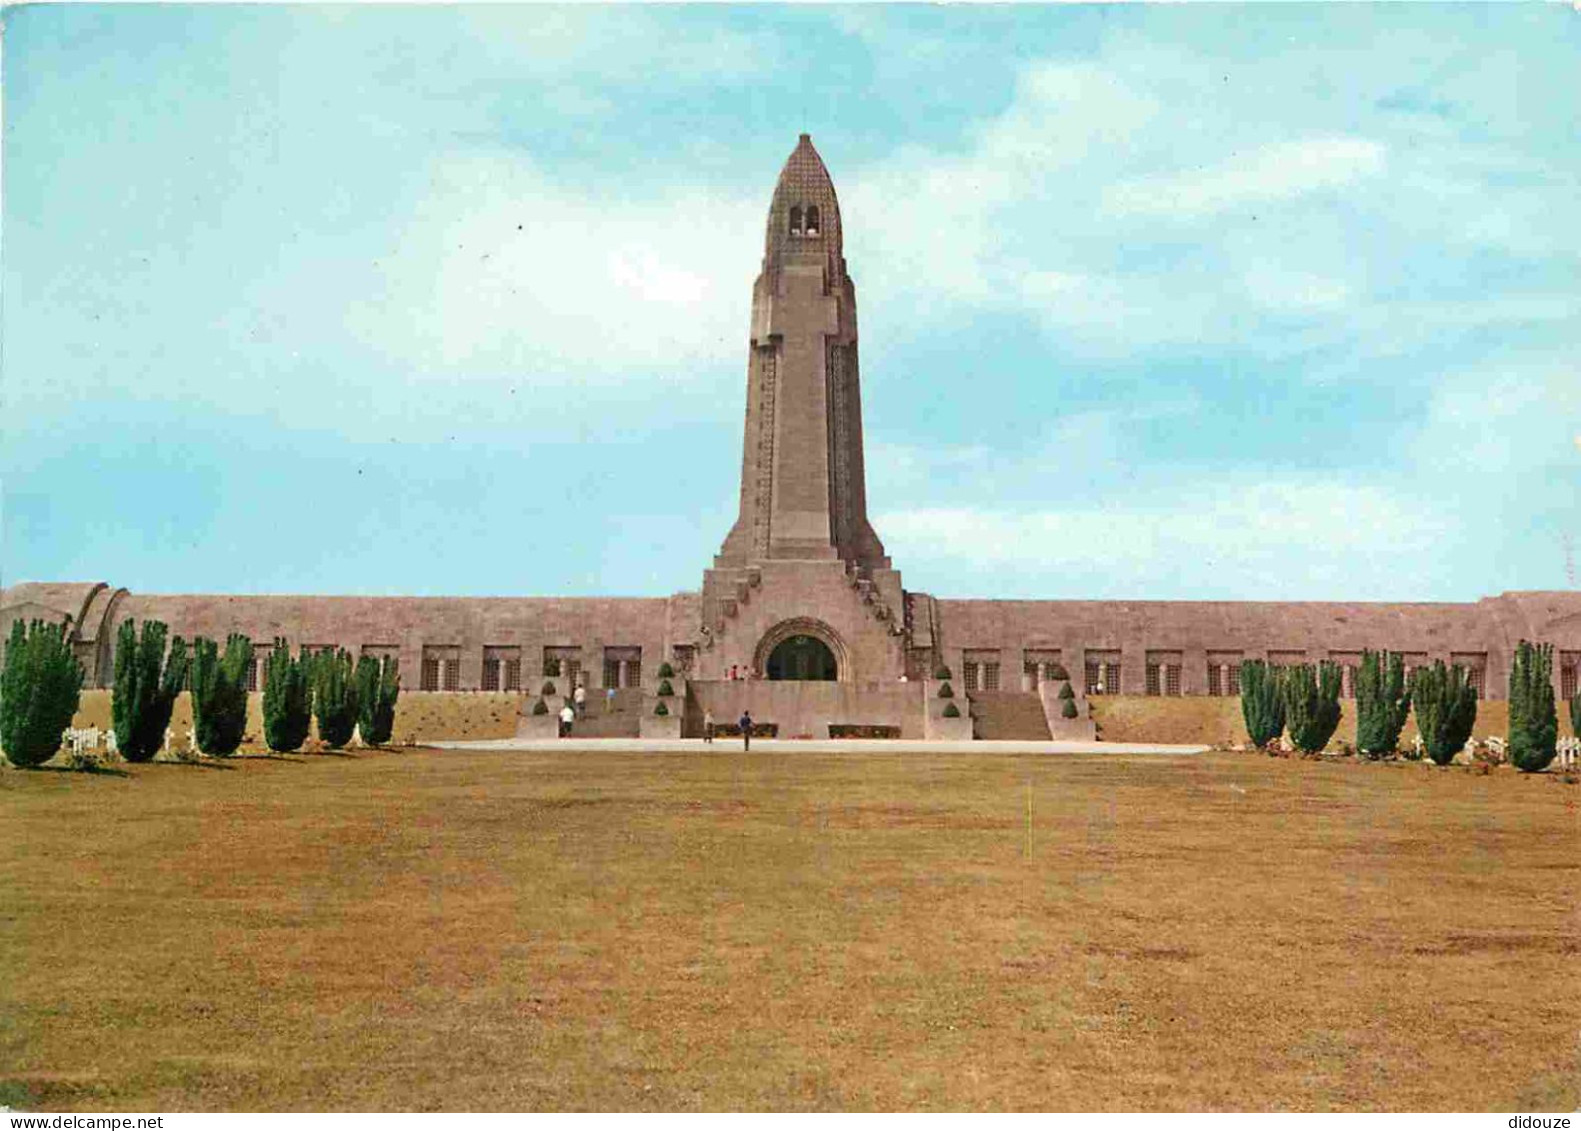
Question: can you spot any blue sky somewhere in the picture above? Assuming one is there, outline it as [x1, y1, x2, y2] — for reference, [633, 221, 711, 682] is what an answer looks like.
[4, 3, 1578, 602]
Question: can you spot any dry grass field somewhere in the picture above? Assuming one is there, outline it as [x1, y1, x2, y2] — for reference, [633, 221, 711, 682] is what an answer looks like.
[2, 747, 1578, 1111]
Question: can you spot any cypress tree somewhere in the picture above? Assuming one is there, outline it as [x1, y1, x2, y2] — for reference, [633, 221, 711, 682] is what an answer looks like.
[374, 656, 400, 745]
[1060, 697, 1078, 719]
[111, 619, 189, 763]
[1411, 660, 1478, 766]
[191, 634, 251, 756]
[355, 656, 379, 745]
[313, 648, 358, 749]
[1238, 659, 1285, 749]
[0, 619, 84, 768]
[1057, 681, 1075, 700]
[1572, 684, 1580, 744]
[355, 655, 400, 746]
[1282, 661, 1343, 755]
[1355, 649, 1410, 759]
[262, 639, 311, 753]
[1508, 640, 1558, 773]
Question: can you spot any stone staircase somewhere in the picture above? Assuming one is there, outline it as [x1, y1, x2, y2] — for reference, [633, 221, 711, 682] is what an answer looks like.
[967, 690, 1053, 740]
[699, 565, 762, 660]
[568, 687, 644, 738]
[699, 561, 904, 665]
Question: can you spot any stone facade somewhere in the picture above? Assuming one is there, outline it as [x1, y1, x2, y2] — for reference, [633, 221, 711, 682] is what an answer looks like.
[5, 135, 1581, 736]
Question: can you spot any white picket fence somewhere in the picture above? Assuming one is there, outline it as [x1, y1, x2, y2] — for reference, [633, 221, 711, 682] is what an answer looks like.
[61, 726, 116, 758]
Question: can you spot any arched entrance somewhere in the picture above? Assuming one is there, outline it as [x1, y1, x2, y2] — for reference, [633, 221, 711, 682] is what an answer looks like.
[766, 634, 838, 681]
[753, 618, 848, 682]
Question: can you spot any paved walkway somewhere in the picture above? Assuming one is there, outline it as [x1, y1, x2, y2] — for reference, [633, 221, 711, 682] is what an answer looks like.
[429, 737, 1211, 756]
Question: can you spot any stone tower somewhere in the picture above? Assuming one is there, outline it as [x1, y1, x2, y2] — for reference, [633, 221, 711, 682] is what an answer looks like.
[713, 134, 890, 573]
[698, 135, 910, 683]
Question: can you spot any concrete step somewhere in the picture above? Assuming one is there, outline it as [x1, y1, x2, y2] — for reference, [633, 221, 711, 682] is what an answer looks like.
[563, 687, 645, 738]
[967, 690, 1053, 741]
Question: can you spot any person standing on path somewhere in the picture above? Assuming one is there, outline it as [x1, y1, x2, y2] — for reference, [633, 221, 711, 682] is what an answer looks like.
[558, 702, 575, 738]
[574, 683, 586, 718]
[703, 709, 715, 744]
[606, 685, 616, 715]
[739, 709, 754, 752]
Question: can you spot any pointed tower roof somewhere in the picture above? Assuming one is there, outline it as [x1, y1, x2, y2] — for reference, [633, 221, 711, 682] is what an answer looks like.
[764, 134, 844, 268]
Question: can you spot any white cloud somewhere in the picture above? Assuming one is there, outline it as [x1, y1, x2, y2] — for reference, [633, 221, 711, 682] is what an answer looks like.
[1241, 264, 1353, 313]
[1407, 351, 1581, 478]
[347, 150, 763, 381]
[838, 39, 1575, 363]
[1102, 137, 1387, 219]
[878, 480, 1457, 600]
[454, 8, 781, 88]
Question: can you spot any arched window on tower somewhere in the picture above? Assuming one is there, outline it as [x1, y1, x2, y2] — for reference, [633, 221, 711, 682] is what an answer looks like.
[789, 205, 803, 236]
[805, 205, 820, 236]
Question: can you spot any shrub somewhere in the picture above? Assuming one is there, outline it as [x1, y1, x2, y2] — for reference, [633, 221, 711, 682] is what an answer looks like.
[657, 662, 675, 679]
[262, 639, 311, 753]
[1048, 664, 1069, 681]
[1508, 640, 1557, 772]
[541, 680, 557, 697]
[933, 665, 952, 680]
[1238, 659, 1284, 750]
[1282, 662, 1342, 755]
[828, 724, 902, 739]
[312, 648, 358, 750]
[0, 619, 84, 768]
[1356, 649, 1410, 759]
[937, 682, 954, 699]
[1057, 681, 1075, 700]
[543, 658, 561, 677]
[532, 698, 548, 716]
[1573, 684, 1581, 742]
[65, 744, 106, 773]
[191, 634, 251, 756]
[654, 701, 670, 716]
[656, 679, 675, 697]
[1411, 660, 1478, 766]
[112, 618, 189, 764]
[942, 702, 961, 718]
[1060, 698, 1078, 719]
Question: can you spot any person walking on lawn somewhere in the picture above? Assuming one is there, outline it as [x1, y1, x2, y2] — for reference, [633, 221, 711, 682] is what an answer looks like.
[739, 709, 754, 752]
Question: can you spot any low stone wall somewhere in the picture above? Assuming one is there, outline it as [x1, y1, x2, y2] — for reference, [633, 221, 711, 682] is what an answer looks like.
[65, 688, 1573, 749]
[70, 690, 523, 749]
[690, 679, 926, 740]
[1088, 696, 1573, 747]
